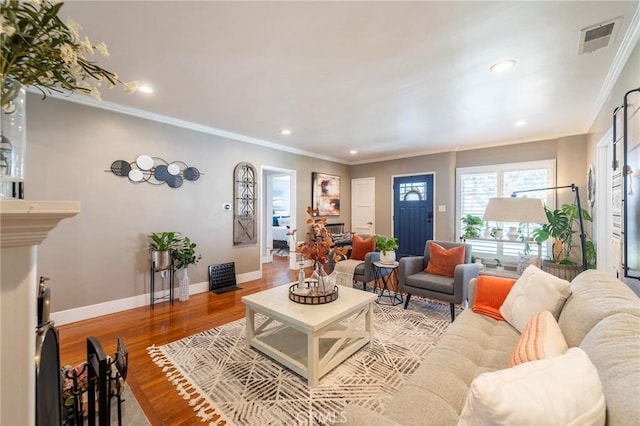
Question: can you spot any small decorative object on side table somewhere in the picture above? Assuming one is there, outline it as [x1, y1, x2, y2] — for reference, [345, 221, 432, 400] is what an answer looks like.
[373, 261, 402, 306]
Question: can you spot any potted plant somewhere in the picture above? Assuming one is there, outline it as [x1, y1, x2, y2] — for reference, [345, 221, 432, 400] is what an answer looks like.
[490, 226, 503, 240]
[148, 232, 181, 271]
[532, 203, 596, 280]
[461, 214, 484, 238]
[172, 236, 202, 301]
[373, 235, 399, 265]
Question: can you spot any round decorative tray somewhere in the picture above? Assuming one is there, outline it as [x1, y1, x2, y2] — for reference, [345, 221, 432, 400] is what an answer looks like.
[289, 283, 339, 305]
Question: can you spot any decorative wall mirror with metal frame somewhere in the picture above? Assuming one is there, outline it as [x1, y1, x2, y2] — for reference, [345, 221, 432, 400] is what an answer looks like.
[233, 162, 257, 245]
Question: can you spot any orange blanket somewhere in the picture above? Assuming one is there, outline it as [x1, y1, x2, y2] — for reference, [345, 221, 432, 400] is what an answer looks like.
[472, 276, 516, 320]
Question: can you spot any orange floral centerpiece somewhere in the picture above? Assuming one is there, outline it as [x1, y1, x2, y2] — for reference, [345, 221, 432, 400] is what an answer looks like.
[297, 206, 347, 266]
[290, 207, 347, 296]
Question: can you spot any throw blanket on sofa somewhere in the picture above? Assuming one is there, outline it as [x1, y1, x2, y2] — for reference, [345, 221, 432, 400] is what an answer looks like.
[334, 259, 364, 287]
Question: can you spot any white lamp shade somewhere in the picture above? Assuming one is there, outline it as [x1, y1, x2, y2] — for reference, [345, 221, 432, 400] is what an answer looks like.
[483, 197, 548, 224]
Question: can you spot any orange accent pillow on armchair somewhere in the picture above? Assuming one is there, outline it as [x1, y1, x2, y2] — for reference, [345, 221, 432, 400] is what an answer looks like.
[350, 235, 375, 261]
[425, 242, 466, 277]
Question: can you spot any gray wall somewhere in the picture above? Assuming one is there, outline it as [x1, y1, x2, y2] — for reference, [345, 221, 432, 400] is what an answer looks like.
[351, 135, 587, 242]
[588, 42, 640, 162]
[27, 96, 350, 311]
[351, 152, 456, 240]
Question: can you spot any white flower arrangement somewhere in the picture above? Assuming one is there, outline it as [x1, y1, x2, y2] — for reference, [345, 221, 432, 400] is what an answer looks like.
[0, 0, 137, 110]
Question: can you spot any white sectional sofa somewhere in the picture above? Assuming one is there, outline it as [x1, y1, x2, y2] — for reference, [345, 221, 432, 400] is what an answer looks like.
[342, 269, 640, 425]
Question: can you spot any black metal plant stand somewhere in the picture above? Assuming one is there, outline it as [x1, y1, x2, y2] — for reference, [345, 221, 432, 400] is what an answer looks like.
[150, 258, 174, 307]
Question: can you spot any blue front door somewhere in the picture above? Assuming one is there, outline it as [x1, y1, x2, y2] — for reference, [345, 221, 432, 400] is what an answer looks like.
[393, 174, 434, 257]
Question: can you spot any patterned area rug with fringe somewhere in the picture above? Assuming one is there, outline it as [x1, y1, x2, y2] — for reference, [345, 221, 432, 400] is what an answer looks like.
[147, 298, 453, 425]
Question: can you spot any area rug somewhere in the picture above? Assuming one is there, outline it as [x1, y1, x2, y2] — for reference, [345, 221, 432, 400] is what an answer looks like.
[148, 298, 454, 426]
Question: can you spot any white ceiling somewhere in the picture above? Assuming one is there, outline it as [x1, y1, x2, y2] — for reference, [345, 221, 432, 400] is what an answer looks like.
[60, 1, 640, 164]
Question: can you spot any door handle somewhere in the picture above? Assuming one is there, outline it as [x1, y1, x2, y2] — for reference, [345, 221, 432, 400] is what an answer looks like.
[367, 222, 373, 226]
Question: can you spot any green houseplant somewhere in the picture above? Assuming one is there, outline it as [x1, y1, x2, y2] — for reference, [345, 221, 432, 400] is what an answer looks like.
[173, 236, 202, 302]
[147, 232, 180, 271]
[461, 214, 484, 238]
[532, 204, 596, 278]
[373, 235, 399, 265]
[148, 231, 181, 252]
[173, 237, 202, 271]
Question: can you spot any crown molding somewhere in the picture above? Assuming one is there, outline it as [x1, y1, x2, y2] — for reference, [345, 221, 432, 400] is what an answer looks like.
[27, 90, 351, 165]
[588, 3, 640, 126]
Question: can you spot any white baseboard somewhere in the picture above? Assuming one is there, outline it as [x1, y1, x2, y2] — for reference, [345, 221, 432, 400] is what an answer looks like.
[51, 270, 261, 326]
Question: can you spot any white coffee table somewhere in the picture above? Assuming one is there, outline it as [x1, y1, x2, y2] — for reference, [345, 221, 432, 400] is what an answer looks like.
[241, 284, 377, 387]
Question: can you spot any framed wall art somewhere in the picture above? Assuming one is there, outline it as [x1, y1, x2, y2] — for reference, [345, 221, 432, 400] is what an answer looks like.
[311, 172, 340, 216]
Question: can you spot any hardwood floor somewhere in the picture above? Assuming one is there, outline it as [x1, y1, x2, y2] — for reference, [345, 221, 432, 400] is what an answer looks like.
[58, 256, 300, 425]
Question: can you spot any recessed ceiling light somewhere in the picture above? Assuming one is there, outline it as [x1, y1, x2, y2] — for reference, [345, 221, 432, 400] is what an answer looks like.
[280, 129, 292, 135]
[514, 120, 527, 127]
[490, 60, 516, 73]
[138, 85, 154, 94]
[349, 150, 357, 155]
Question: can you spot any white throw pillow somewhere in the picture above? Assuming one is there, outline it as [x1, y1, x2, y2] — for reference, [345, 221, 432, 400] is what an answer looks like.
[499, 264, 571, 332]
[457, 348, 606, 426]
[509, 310, 568, 367]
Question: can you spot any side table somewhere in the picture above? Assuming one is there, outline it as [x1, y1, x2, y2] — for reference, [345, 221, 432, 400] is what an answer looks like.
[373, 261, 403, 306]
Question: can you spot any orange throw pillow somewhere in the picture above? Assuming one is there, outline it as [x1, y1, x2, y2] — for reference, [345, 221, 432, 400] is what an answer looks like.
[350, 234, 375, 261]
[509, 311, 568, 367]
[471, 276, 516, 320]
[425, 242, 465, 277]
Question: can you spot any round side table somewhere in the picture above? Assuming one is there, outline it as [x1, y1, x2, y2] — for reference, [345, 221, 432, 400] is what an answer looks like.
[373, 261, 402, 306]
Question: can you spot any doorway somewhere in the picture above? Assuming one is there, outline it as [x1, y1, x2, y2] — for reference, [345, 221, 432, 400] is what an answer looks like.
[596, 128, 616, 276]
[261, 167, 296, 268]
[393, 174, 435, 257]
[351, 177, 375, 235]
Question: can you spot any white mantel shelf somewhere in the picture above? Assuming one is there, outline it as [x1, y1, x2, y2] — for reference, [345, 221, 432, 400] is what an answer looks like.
[0, 199, 80, 425]
[1, 199, 81, 247]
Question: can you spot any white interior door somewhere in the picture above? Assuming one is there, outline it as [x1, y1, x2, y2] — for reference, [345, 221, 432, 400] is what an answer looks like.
[596, 129, 616, 276]
[352, 177, 375, 235]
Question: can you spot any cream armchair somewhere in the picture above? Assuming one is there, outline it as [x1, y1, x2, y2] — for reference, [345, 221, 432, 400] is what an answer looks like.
[398, 240, 479, 321]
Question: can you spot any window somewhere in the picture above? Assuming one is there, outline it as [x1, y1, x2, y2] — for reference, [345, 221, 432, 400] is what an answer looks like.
[456, 160, 556, 262]
[399, 181, 427, 201]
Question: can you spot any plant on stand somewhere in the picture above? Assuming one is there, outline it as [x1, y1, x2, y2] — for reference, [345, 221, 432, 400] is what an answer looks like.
[148, 232, 181, 272]
[373, 235, 399, 264]
[173, 236, 202, 302]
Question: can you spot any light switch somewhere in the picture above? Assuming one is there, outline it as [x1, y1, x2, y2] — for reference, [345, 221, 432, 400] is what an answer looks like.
[438, 205, 446, 212]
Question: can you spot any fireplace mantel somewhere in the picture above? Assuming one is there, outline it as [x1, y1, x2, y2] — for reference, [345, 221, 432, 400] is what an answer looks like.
[0, 199, 80, 425]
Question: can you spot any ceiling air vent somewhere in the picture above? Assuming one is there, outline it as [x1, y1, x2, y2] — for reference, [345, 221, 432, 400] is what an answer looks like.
[578, 17, 622, 55]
